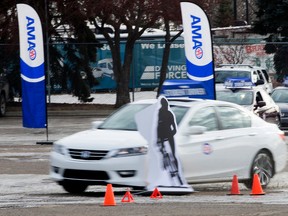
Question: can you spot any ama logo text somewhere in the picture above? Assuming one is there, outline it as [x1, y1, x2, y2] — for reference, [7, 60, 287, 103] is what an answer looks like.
[190, 15, 203, 59]
[26, 16, 37, 60]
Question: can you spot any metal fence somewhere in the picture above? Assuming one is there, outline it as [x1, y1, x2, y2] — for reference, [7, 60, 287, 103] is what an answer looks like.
[8, 37, 278, 105]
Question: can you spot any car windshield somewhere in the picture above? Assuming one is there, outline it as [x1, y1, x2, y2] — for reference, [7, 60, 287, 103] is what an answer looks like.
[99, 103, 189, 131]
[216, 90, 254, 105]
[215, 70, 251, 83]
[271, 89, 288, 103]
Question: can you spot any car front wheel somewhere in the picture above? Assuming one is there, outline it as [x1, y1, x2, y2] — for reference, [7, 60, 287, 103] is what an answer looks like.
[243, 151, 274, 189]
[61, 180, 88, 194]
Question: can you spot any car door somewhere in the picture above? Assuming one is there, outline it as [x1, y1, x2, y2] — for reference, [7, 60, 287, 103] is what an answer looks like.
[256, 69, 269, 93]
[260, 69, 273, 94]
[255, 89, 279, 124]
[177, 105, 258, 183]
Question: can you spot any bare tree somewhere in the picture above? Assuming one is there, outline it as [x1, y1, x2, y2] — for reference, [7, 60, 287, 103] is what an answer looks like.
[86, 0, 161, 107]
[214, 45, 246, 65]
[156, 0, 182, 97]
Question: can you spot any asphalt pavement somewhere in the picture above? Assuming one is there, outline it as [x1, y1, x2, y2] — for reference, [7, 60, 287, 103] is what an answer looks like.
[2, 103, 288, 215]
[1, 103, 115, 146]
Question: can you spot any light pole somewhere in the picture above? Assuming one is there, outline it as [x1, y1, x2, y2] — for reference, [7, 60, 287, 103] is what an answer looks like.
[44, 0, 51, 103]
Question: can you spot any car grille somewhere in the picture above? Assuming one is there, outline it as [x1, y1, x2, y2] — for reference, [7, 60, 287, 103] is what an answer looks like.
[281, 112, 288, 117]
[69, 149, 108, 160]
[64, 169, 109, 180]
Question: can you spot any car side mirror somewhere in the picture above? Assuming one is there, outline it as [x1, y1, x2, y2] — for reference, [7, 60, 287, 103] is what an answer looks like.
[255, 101, 266, 108]
[182, 125, 207, 135]
[91, 121, 103, 129]
[255, 80, 264, 85]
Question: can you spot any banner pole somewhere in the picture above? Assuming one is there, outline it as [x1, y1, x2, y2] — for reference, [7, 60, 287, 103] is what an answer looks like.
[44, 0, 50, 142]
[44, 0, 51, 104]
[38, 0, 53, 145]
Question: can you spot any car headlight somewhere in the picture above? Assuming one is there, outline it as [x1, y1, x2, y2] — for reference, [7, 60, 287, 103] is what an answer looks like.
[53, 144, 67, 155]
[108, 146, 148, 158]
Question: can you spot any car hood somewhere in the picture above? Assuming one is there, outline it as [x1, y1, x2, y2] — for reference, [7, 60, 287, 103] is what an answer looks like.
[277, 103, 288, 112]
[55, 129, 148, 150]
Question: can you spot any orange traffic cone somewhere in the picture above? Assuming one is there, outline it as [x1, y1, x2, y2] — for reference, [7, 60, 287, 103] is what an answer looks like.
[227, 175, 243, 195]
[103, 184, 116, 206]
[150, 188, 163, 199]
[250, 174, 265, 195]
[121, 189, 134, 203]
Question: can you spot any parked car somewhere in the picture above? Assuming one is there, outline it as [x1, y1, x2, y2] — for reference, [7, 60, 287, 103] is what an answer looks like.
[216, 78, 280, 127]
[0, 70, 9, 117]
[215, 64, 273, 94]
[50, 98, 287, 194]
[271, 86, 288, 128]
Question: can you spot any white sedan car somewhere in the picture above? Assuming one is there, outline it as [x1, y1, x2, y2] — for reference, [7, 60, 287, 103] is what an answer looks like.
[50, 98, 287, 194]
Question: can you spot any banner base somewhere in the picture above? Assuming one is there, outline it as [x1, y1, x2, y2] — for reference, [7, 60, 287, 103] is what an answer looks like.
[36, 141, 54, 145]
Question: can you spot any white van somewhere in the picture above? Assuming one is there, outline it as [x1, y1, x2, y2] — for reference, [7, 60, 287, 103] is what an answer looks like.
[215, 64, 273, 94]
[92, 58, 114, 79]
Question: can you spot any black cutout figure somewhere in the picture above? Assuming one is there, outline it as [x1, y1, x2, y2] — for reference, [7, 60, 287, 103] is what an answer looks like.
[157, 98, 183, 185]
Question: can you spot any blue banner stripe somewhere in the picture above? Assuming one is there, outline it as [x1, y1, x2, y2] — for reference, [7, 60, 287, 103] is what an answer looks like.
[20, 59, 44, 79]
[21, 80, 46, 128]
[185, 60, 215, 100]
[186, 59, 215, 100]
[186, 59, 214, 79]
[202, 79, 215, 99]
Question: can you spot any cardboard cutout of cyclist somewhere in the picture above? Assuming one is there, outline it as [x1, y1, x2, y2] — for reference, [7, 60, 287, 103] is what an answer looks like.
[157, 97, 182, 184]
[135, 96, 193, 194]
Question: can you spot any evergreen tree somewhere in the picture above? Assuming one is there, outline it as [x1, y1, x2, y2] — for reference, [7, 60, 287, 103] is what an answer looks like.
[253, 0, 288, 81]
[214, 0, 234, 27]
[87, 0, 162, 107]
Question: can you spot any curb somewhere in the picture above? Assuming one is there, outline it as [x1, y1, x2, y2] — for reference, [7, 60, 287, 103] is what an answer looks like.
[5, 110, 114, 118]
[5, 102, 116, 118]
